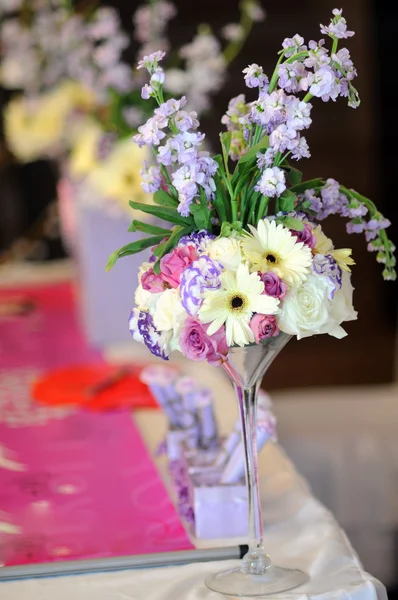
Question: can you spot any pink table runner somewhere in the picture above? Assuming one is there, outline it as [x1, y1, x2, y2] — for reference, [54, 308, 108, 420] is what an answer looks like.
[0, 282, 192, 566]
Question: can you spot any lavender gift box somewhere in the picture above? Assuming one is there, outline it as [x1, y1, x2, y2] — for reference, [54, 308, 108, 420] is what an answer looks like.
[173, 444, 248, 539]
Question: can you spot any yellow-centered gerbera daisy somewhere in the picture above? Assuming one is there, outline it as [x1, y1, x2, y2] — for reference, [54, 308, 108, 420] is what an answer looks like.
[241, 219, 313, 285]
[198, 264, 280, 347]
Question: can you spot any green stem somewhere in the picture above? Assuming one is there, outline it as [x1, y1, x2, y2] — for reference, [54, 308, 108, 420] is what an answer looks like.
[256, 195, 270, 223]
[223, 0, 254, 64]
[331, 37, 338, 55]
[303, 92, 313, 103]
[284, 50, 309, 64]
[268, 50, 287, 93]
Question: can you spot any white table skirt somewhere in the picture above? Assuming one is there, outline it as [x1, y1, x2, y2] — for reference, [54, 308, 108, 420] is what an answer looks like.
[0, 261, 388, 600]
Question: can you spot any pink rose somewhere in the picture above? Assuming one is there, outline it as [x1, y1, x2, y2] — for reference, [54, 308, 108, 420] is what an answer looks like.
[141, 268, 166, 293]
[160, 245, 198, 288]
[260, 272, 287, 299]
[250, 314, 279, 343]
[291, 223, 316, 249]
[180, 317, 228, 366]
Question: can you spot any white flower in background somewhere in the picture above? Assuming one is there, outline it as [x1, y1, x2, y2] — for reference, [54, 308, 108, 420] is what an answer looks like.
[198, 264, 280, 347]
[206, 236, 242, 271]
[278, 271, 357, 339]
[153, 288, 187, 339]
[242, 219, 313, 285]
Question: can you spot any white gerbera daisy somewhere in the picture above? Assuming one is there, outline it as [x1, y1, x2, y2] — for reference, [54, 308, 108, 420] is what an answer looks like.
[198, 264, 280, 347]
[241, 219, 313, 285]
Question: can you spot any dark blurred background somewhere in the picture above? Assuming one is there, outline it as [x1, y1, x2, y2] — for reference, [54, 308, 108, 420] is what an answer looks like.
[0, 0, 397, 389]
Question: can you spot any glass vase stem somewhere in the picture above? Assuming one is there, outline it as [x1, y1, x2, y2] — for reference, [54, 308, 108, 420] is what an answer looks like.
[223, 364, 271, 575]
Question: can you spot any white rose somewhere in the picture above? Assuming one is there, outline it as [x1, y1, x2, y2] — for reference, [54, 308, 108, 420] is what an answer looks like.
[153, 288, 186, 339]
[278, 272, 357, 340]
[206, 237, 242, 271]
[325, 271, 357, 338]
[278, 273, 334, 339]
[134, 284, 161, 310]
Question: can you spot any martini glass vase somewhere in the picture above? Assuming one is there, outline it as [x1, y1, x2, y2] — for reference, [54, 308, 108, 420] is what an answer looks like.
[205, 333, 308, 597]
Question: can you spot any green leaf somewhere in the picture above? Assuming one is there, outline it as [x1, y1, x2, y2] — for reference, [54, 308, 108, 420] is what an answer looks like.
[238, 136, 269, 164]
[153, 189, 179, 207]
[190, 200, 210, 231]
[131, 221, 172, 236]
[153, 260, 161, 275]
[290, 178, 325, 194]
[288, 167, 303, 186]
[106, 235, 164, 271]
[127, 221, 136, 232]
[276, 216, 304, 231]
[279, 190, 297, 212]
[153, 225, 193, 259]
[220, 131, 232, 158]
[129, 201, 193, 226]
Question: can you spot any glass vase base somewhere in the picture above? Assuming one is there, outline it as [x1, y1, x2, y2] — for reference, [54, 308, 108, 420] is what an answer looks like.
[205, 564, 308, 597]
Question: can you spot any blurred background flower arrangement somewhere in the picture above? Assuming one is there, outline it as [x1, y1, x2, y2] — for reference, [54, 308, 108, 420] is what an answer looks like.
[0, 0, 265, 345]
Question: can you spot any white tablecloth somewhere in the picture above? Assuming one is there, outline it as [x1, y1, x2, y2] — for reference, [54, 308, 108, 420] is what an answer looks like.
[0, 261, 388, 600]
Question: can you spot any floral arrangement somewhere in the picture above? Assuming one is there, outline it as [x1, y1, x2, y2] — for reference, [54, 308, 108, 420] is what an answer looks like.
[107, 9, 396, 364]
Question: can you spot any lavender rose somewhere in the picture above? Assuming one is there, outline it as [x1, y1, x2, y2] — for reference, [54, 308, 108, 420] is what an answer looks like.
[180, 317, 228, 366]
[250, 314, 279, 343]
[260, 272, 287, 299]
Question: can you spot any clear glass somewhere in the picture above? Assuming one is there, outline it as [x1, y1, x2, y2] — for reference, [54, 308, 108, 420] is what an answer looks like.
[205, 333, 308, 596]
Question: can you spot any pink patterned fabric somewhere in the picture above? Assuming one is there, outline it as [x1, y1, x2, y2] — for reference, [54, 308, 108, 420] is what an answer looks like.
[0, 283, 192, 566]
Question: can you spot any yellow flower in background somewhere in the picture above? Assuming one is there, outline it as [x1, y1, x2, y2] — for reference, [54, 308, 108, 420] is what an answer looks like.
[4, 81, 95, 162]
[87, 139, 150, 213]
[68, 118, 103, 177]
[313, 225, 355, 272]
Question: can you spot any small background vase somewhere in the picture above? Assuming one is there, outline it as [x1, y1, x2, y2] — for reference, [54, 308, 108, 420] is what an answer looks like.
[205, 333, 308, 596]
[57, 173, 151, 348]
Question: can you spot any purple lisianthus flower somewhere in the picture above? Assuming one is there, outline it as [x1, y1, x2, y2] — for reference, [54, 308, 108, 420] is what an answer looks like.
[290, 222, 316, 249]
[180, 256, 222, 315]
[179, 230, 216, 251]
[242, 63, 269, 89]
[135, 310, 170, 360]
[260, 272, 287, 299]
[312, 254, 342, 298]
